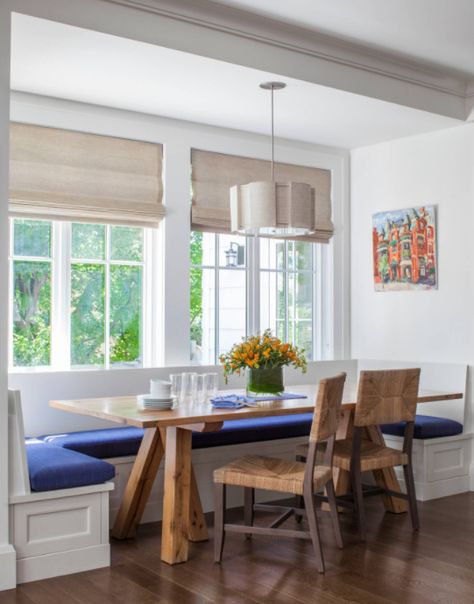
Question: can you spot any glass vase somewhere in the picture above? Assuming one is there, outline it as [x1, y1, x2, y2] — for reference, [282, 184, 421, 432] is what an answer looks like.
[246, 366, 284, 397]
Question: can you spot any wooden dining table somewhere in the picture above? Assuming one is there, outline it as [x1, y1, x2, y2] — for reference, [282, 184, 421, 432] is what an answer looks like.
[50, 382, 462, 565]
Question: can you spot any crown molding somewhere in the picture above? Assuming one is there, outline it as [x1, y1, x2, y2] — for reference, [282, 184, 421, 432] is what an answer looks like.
[103, 0, 472, 101]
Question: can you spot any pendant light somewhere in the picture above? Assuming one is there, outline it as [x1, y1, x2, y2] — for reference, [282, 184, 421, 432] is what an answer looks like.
[230, 81, 316, 237]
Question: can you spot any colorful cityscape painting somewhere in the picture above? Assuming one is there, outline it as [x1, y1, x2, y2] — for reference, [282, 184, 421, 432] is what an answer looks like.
[372, 206, 437, 291]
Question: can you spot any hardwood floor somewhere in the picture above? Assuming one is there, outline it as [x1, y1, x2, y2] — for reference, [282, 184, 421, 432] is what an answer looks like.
[2, 493, 474, 603]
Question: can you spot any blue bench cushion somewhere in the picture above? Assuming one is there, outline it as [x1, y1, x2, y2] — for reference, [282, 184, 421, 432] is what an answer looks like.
[193, 413, 313, 449]
[39, 414, 314, 458]
[26, 440, 115, 492]
[381, 415, 463, 439]
[41, 427, 145, 459]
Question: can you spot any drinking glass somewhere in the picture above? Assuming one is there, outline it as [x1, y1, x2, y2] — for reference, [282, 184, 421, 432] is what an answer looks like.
[169, 373, 182, 400]
[204, 373, 218, 400]
[180, 372, 197, 404]
[191, 374, 206, 404]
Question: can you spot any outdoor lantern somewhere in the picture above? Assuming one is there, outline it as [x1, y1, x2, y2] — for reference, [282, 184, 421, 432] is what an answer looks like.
[224, 242, 239, 267]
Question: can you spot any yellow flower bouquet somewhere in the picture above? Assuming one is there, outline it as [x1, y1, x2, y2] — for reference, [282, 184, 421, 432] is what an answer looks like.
[220, 329, 307, 395]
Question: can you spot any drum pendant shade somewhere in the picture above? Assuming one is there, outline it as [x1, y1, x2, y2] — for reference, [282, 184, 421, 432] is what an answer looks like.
[230, 82, 316, 237]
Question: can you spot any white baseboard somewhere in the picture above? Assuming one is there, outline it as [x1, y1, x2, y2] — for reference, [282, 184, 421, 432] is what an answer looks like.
[469, 469, 474, 492]
[0, 544, 16, 591]
[384, 432, 472, 501]
[16, 544, 110, 584]
[393, 471, 471, 501]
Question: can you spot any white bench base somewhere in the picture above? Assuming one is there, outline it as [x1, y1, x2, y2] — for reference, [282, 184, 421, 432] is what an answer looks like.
[108, 431, 474, 528]
[108, 436, 309, 525]
[383, 432, 473, 501]
[9, 483, 114, 584]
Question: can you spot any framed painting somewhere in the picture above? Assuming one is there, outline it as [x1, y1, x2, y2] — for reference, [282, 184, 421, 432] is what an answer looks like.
[372, 206, 437, 291]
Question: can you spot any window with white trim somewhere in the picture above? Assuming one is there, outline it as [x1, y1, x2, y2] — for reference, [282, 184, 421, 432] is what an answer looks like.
[190, 232, 325, 364]
[9, 218, 159, 370]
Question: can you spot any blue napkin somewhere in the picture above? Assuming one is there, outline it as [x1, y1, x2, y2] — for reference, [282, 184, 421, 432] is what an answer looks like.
[211, 392, 307, 409]
[210, 395, 250, 409]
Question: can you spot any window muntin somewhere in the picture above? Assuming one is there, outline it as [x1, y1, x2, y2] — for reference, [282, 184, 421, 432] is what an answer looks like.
[9, 218, 149, 371]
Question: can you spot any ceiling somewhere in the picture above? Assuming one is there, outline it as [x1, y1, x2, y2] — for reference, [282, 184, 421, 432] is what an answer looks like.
[10, 13, 461, 149]
[213, 0, 474, 75]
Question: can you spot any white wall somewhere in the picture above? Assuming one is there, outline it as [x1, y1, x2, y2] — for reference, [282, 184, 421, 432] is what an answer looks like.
[0, 3, 17, 592]
[351, 123, 474, 364]
[351, 124, 474, 440]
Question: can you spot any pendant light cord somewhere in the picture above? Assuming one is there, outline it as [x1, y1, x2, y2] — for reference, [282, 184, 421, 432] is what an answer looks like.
[271, 85, 275, 181]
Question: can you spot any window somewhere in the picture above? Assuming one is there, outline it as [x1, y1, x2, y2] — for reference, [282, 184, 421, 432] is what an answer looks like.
[259, 239, 315, 360]
[11, 219, 52, 367]
[190, 232, 324, 364]
[9, 218, 158, 370]
[190, 232, 248, 364]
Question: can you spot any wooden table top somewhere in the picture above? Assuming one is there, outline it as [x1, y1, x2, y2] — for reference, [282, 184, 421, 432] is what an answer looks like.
[49, 383, 463, 429]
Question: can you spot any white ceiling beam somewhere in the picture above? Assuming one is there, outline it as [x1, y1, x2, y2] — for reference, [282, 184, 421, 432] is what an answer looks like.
[99, 0, 470, 120]
[10, 0, 471, 120]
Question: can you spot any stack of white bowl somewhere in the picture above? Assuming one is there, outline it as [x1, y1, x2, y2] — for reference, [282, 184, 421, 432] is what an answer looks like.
[137, 379, 173, 410]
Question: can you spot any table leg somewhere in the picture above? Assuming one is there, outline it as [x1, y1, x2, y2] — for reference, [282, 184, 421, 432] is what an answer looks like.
[158, 428, 209, 543]
[327, 408, 353, 511]
[332, 408, 353, 492]
[161, 426, 192, 564]
[188, 467, 209, 542]
[365, 425, 408, 513]
[112, 427, 164, 539]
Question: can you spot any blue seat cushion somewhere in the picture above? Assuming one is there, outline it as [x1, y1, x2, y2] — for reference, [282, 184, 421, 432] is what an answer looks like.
[192, 413, 314, 449]
[39, 414, 314, 458]
[26, 439, 115, 492]
[40, 427, 145, 459]
[381, 415, 463, 439]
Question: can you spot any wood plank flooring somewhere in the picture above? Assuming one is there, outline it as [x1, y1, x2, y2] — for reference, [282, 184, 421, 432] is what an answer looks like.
[2, 492, 474, 603]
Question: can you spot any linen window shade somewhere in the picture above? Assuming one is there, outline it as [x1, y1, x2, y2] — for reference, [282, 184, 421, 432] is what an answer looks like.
[191, 149, 333, 242]
[9, 123, 164, 227]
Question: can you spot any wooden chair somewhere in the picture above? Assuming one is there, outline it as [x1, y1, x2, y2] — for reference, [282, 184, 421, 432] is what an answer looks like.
[332, 368, 421, 541]
[213, 372, 347, 573]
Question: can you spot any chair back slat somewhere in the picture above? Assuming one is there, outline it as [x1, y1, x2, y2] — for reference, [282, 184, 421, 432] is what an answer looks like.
[354, 369, 421, 427]
[309, 373, 346, 443]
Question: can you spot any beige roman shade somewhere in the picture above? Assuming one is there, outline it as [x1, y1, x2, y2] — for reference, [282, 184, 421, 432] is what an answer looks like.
[9, 123, 164, 227]
[191, 149, 333, 242]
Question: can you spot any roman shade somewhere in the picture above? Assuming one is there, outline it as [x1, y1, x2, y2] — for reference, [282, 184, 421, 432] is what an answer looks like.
[191, 149, 333, 242]
[9, 123, 164, 227]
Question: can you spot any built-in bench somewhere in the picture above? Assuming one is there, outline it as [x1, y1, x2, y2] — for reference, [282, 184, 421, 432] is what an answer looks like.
[12, 359, 470, 541]
[37, 365, 471, 523]
[8, 390, 115, 585]
[39, 413, 315, 457]
[359, 360, 471, 501]
[381, 415, 463, 440]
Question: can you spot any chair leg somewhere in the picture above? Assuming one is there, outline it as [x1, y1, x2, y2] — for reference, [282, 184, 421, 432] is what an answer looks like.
[351, 467, 366, 542]
[244, 487, 254, 539]
[403, 463, 420, 531]
[326, 479, 343, 549]
[303, 491, 325, 573]
[295, 455, 305, 523]
[214, 482, 226, 563]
